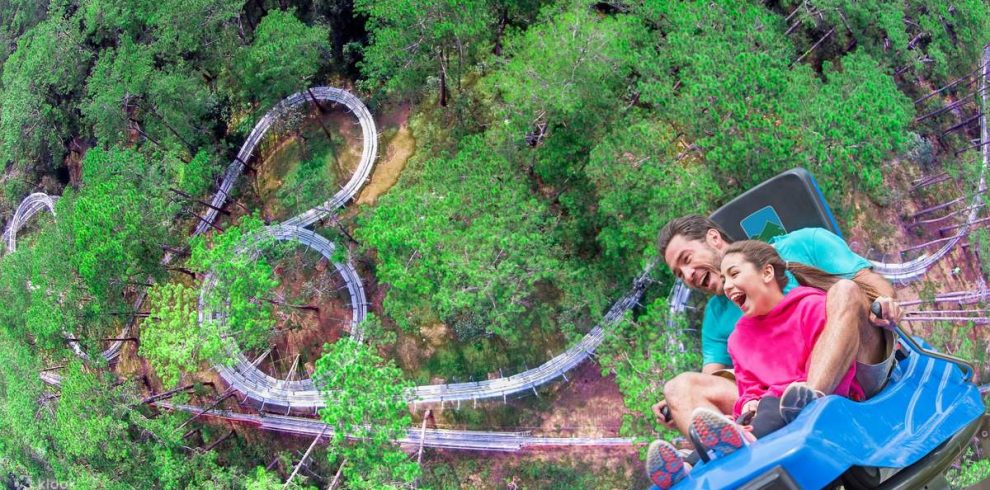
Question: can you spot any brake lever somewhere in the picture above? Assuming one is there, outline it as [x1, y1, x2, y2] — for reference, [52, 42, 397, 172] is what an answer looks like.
[870, 300, 975, 382]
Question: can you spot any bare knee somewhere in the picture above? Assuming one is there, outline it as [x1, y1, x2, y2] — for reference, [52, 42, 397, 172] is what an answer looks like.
[825, 279, 869, 329]
[827, 279, 868, 310]
[663, 372, 696, 404]
[664, 372, 736, 415]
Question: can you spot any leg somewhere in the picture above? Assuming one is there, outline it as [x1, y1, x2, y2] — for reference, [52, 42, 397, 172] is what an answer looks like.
[806, 279, 883, 394]
[750, 396, 787, 438]
[663, 372, 737, 436]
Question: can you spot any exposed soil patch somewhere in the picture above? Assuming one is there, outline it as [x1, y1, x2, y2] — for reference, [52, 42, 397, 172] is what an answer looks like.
[249, 247, 357, 379]
[420, 445, 644, 489]
[358, 102, 415, 205]
[534, 362, 631, 438]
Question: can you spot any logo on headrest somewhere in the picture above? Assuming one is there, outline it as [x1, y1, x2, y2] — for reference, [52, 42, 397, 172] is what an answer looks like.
[741, 206, 787, 241]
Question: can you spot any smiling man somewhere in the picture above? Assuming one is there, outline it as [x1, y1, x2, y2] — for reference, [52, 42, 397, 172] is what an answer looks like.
[651, 215, 900, 437]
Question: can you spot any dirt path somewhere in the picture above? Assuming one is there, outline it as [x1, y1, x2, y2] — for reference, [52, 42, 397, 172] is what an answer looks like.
[358, 103, 415, 205]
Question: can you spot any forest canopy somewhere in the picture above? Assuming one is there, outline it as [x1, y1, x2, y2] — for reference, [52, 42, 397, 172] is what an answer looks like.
[1, 0, 989, 487]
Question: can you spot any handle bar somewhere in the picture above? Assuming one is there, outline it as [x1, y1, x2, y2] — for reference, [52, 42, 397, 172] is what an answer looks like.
[871, 302, 975, 382]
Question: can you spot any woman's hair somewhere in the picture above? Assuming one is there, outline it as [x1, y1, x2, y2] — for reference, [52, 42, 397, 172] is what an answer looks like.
[722, 240, 880, 301]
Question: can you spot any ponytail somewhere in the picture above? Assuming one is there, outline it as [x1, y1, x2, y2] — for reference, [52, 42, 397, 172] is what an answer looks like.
[787, 262, 880, 302]
[724, 241, 880, 301]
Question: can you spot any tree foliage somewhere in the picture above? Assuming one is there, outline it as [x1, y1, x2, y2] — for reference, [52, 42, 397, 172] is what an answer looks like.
[586, 117, 722, 276]
[315, 338, 419, 489]
[358, 135, 589, 341]
[189, 215, 281, 358]
[0, 13, 90, 173]
[355, 0, 494, 103]
[139, 282, 208, 387]
[232, 9, 331, 108]
[69, 147, 176, 302]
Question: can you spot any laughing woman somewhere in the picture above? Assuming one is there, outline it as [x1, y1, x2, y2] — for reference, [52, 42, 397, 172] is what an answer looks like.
[647, 240, 881, 489]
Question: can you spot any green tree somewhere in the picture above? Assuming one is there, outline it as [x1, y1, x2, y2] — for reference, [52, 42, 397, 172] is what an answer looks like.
[800, 51, 913, 198]
[783, 0, 990, 86]
[82, 39, 216, 156]
[0, 14, 90, 173]
[0, 0, 48, 65]
[68, 147, 176, 305]
[140, 215, 283, 386]
[486, 4, 650, 276]
[314, 338, 419, 489]
[188, 214, 281, 359]
[139, 283, 209, 387]
[357, 135, 586, 341]
[232, 9, 330, 108]
[355, 0, 494, 104]
[0, 338, 46, 475]
[633, 0, 912, 205]
[586, 116, 722, 276]
[50, 363, 130, 474]
[491, 4, 648, 147]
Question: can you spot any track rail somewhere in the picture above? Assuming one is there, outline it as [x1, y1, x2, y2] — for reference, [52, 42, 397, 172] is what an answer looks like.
[156, 402, 636, 452]
[1, 192, 57, 254]
[868, 46, 990, 283]
[201, 87, 657, 413]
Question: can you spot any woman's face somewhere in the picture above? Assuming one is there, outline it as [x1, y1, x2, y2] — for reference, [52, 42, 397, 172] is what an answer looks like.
[720, 252, 780, 316]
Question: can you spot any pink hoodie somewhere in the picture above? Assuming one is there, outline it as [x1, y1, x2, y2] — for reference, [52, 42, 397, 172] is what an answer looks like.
[728, 286, 864, 417]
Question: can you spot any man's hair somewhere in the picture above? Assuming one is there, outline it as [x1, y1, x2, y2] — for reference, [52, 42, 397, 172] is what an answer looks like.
[656, 215, 734, 258]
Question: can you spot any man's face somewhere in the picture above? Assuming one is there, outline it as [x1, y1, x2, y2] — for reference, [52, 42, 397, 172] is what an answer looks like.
[663, 233, 724, 296]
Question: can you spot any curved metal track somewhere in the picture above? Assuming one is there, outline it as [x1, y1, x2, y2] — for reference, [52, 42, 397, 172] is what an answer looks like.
[1, 192, 57, 254]
[195, 87, 378, 235]
[204, 87, 657, 413]
[155, 402, 635, 452]
[868, 46, 990, 284]
[204, 224, 367, 409]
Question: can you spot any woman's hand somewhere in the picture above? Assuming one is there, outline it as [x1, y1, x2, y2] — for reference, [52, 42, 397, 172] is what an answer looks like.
[736, 399, 759, 425]
[742, 399, 759, 414]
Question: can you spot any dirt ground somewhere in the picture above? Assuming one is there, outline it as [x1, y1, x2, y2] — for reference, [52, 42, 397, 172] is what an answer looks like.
[418, 445, 644, 489]
[533, 362, 631, 438]
[256, 248, 356, 379]
[357, 102, 415, 205]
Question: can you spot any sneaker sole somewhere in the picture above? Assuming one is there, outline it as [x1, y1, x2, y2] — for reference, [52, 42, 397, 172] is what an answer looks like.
[691, 409, 748, 459]
[647, 440, 687, 489]
[780, 384, 818, 423]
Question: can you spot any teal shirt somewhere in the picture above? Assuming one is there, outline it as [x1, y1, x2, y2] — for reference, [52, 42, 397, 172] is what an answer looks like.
[700, 228, 872, 367]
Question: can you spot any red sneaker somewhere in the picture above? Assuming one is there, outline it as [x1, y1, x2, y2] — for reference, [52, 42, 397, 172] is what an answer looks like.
[690, 407, 755, 459]
[646, 439, 689, 489]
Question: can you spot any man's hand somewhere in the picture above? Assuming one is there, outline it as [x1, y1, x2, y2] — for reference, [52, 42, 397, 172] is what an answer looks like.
[652, 400, 676, 429]
[870, 296, 906, 331]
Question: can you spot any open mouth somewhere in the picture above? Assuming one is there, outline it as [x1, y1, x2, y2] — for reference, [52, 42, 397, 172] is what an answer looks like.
[728, 291, 747, 309]
[699, 271, 711, 290]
